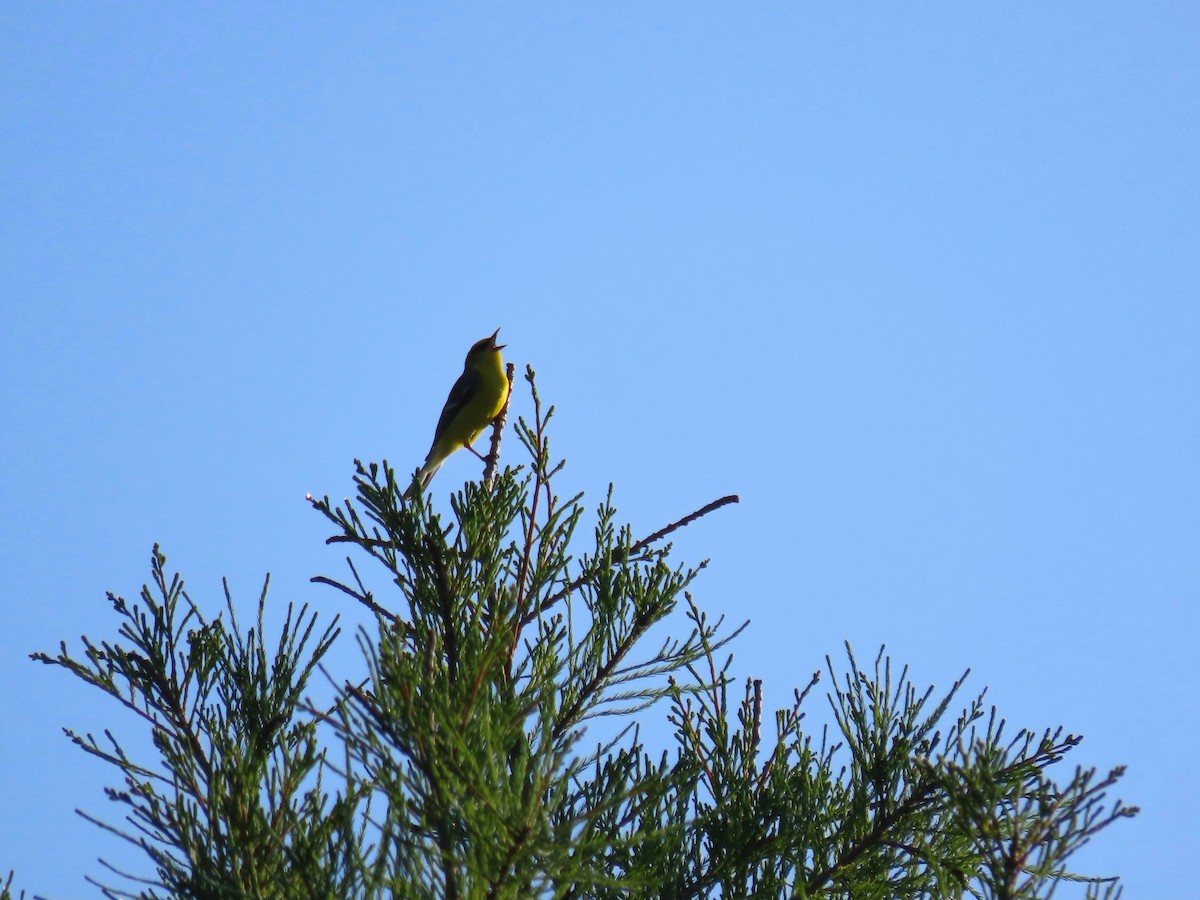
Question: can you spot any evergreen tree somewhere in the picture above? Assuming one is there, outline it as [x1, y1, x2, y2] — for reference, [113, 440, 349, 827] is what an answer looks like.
[16, 368, 1135, 899]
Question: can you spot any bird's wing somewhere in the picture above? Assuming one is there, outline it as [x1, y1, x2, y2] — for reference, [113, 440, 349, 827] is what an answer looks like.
[428, 365, 481, 453]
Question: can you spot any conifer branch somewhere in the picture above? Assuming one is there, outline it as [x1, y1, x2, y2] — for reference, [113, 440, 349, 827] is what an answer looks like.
[520, 494, 739, 629]
[30, 368, 1134, 899]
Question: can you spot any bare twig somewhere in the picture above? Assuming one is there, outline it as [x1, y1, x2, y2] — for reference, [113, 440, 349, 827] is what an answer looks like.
[751, 678, 763, 767]
[309, 575, 399, 623]
[484, 362, 516, 488]
[327, 534, 392, 547]
[519, 494, 740, 628]
[628, 494, 739, 556]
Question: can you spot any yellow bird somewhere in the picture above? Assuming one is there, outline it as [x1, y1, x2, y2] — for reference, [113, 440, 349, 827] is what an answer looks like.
[405, 329, 510, 499]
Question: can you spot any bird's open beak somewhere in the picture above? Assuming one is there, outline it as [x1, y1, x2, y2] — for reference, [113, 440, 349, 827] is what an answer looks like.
[490, 327, 506, 350]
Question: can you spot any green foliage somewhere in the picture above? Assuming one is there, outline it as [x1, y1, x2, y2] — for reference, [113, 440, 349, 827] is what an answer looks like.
[308, 369, 737, 898]
[658, 647, 1135, 899]
[22, 367, 1135, 898]
[31, 552, 357, 899]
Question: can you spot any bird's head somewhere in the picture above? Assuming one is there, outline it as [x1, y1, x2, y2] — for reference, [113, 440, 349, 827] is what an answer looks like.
[466, 328, 505, 361]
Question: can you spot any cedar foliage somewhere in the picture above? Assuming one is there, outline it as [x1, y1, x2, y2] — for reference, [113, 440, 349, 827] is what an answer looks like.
[18, 368, 1135, 899]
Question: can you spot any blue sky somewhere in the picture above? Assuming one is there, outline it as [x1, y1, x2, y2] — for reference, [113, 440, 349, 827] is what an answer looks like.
[2, 4, 1196, 896]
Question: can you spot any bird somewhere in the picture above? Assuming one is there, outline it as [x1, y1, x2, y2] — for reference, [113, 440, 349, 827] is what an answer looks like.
[404, 328, 510, 499]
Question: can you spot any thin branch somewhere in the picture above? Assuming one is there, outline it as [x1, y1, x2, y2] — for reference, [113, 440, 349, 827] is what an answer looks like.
[484, 362, 516, 487]
[629, 494, 740, 556]
[309, 576, 399, 624]
[750, 678, 763, 767]
[327, 534, 394, 547]
[520, 494, 739, 628]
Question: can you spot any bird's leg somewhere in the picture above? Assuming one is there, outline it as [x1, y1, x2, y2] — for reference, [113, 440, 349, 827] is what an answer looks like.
[464, 443, 490, 462]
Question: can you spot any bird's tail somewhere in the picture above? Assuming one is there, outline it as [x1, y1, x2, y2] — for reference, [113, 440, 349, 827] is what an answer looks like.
[402, 454, 445, 501]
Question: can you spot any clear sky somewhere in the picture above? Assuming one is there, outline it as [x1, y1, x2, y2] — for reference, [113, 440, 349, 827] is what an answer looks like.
[2, 4, 1196, 896]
